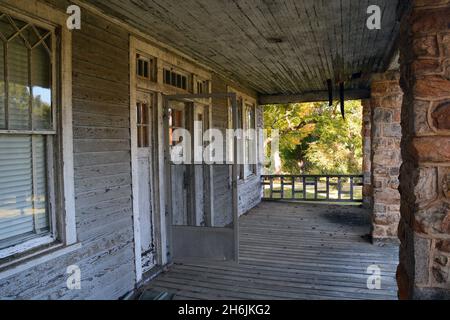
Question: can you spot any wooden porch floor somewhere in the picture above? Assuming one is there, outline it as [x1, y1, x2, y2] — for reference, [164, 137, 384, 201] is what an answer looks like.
[144, 202, 399, 300]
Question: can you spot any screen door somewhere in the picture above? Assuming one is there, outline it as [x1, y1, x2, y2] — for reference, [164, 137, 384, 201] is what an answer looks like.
[164, 94, 239, 262]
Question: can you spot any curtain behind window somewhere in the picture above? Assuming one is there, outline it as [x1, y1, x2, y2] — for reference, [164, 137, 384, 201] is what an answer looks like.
[0, 135, 49, 249]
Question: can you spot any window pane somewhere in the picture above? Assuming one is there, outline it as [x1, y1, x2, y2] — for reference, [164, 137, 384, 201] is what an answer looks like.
[32, 44, 52, 130]
[0, 41, 5, 129]
[136, 103, 142, 125]
[0, 16, 16, 40]
[143, 60, 148, 78]
[141, 103, 149, 125]
[22, 27, 39, 48]
[164, 69, 170, 84]
[0, 135, 49, 249]
[174, 110, 183, 128]
[33, 136, 49, 232]
[8, 37, 31, 130]
[137, 59, 143, 76]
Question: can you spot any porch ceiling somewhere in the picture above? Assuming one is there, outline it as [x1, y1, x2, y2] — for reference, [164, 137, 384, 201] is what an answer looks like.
[86, 0, 406, 97]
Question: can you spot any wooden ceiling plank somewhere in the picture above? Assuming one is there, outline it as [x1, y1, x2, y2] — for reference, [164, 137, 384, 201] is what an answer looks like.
[86, 0, 402, 95]
[259, 89, 370, 105]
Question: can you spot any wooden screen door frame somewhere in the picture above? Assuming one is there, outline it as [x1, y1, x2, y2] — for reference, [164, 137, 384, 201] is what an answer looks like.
[163, 93, 240, 263]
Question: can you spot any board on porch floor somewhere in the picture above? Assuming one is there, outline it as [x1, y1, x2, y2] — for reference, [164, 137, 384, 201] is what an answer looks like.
[144, 202, 399, 300]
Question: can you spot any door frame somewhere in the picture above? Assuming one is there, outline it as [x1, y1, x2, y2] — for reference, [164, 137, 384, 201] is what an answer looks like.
[130, 38, 168, 283]
[131, 36, 224, 281]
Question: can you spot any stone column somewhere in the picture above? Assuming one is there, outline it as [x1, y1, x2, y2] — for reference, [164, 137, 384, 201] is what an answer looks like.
[362, 99, 373, 209]
[397, 0, 450, 299]
[369, 72, 403, 242]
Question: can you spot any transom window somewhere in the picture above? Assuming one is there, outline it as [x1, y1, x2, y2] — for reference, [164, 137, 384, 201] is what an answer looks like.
[136, 53, 156, 81]
[0, 12, 56, 251]
[163, 67, 188, 91]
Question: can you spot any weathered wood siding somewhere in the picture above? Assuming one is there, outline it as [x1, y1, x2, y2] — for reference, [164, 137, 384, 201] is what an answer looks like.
[211, 74, 262, 227]
[210, 74, 232, 227]
[0, 4, 135, 300]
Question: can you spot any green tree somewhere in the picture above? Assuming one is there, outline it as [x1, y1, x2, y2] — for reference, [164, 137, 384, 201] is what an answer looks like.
[264, 100, 363, 175]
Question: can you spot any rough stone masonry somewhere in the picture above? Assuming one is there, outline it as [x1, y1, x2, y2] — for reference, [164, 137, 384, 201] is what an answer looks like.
[369, 71, 403, 242]
[397, 0, 450, 300]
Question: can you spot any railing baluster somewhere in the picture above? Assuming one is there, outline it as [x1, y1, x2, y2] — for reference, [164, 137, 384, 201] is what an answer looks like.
[338, 177, 342, 201]
[291, 177, 295, 200]
[314, 177, 318, 200]
[302, 176, 306, 200]
[270, 177, 274, 199]
[350, 177, 354, 201]
[326, 176, 330, 200]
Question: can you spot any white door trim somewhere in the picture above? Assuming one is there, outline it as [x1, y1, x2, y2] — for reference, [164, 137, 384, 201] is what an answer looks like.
[130, 36, 143, 283]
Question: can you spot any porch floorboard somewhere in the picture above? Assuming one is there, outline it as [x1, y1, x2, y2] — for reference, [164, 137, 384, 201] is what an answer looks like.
[144, 201, 399, 300]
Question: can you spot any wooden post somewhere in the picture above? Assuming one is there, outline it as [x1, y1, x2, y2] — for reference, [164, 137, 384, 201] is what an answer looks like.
[231, 93, 239, 263]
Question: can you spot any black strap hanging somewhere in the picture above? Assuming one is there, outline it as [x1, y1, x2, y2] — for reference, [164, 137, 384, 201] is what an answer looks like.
[339, 82, 345, 120]
[327, 79, 333, 107]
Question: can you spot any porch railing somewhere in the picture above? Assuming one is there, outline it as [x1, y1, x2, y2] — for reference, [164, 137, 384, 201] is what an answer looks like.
[261, 175, 364, 203]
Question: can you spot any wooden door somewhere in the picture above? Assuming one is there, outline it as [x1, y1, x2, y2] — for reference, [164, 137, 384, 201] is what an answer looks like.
[136, 92, 156, 272]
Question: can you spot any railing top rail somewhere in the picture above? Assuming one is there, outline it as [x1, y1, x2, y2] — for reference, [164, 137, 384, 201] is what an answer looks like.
[261, 174, 364, 178]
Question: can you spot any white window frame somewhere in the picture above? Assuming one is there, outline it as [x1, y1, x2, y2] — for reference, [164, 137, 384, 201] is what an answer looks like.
[227, 87, 258, 182]
[244, 102, 257, 178]
[0, 2, 77, 269]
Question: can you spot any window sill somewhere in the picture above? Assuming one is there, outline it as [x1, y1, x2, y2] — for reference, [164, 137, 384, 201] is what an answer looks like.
[0, 242, 82, 281]
[0, 235, 55, 261]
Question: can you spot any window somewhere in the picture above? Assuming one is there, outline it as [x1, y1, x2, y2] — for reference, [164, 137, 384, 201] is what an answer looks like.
[196, 80, 209, 94]
[163, 67, 188, 91]
[136, 53, 156, 81]
[245, 103, 257, 177]
[0, 13, 56, 252]
[137, 102, 150, 148]
[168, 107, 184, 146]
[228, 97, 245, 180]
[228, 93, 258, 180]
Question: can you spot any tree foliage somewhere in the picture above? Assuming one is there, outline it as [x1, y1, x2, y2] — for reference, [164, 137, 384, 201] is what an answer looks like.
[264, 100, 363, 175]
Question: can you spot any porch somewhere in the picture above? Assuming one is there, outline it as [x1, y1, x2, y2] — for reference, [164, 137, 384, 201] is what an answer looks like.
[143, 201, 398, 300]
